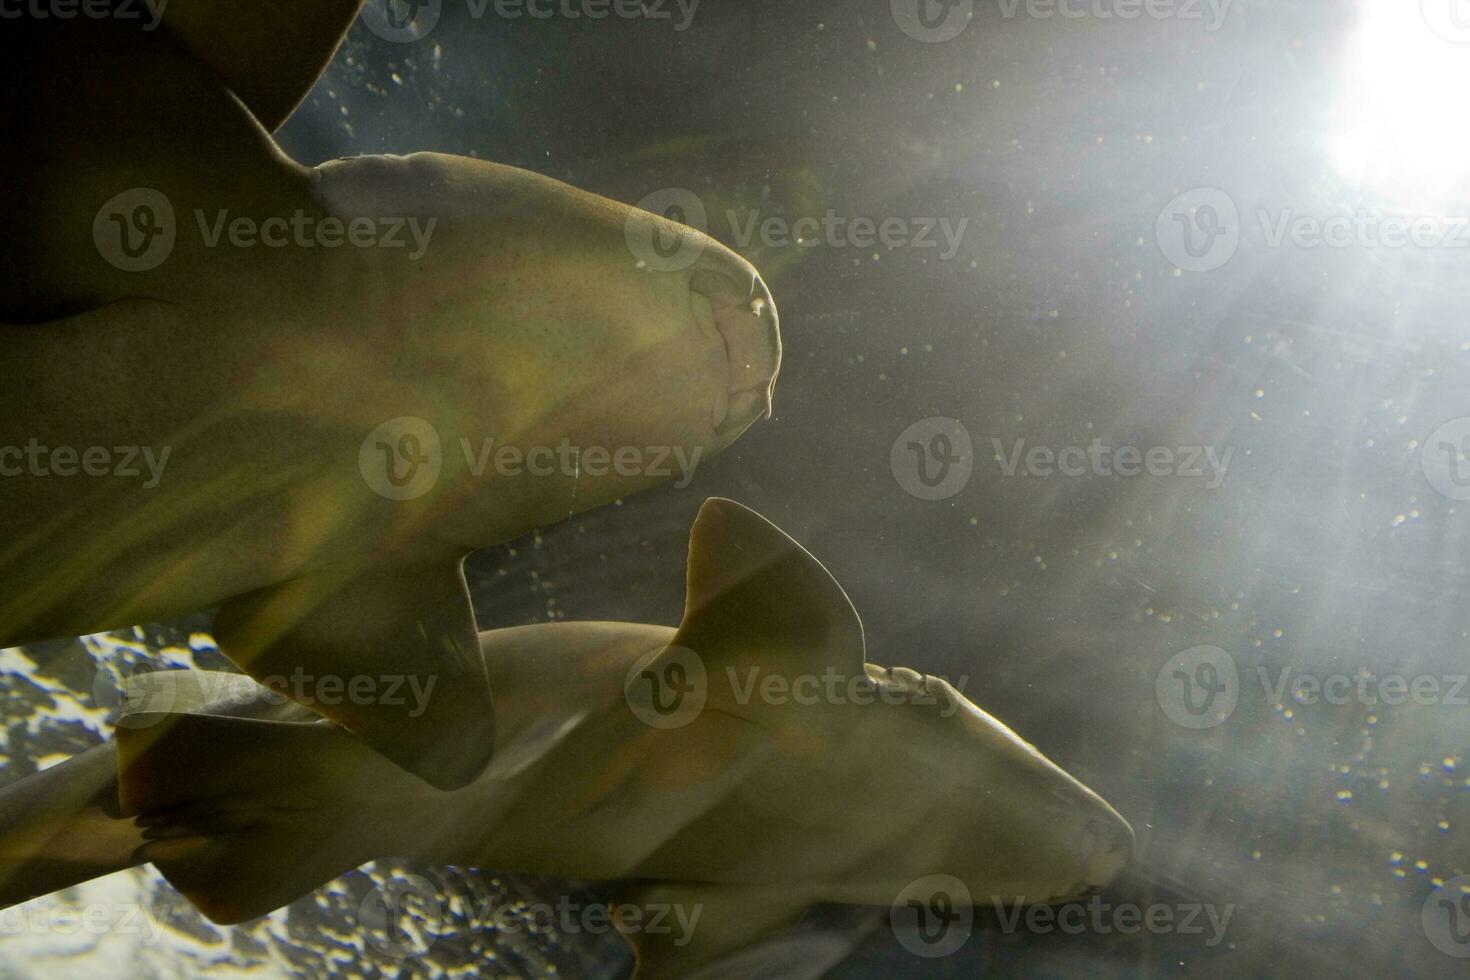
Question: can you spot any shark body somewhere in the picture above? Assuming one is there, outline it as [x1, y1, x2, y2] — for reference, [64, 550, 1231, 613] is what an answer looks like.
[0, 2, 780, 788]
[0, 500, 1133, 977]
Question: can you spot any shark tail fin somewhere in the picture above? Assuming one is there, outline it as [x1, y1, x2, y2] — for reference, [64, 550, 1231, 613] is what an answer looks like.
[113, 670, 383, 924]
[606, 881, 853, 980]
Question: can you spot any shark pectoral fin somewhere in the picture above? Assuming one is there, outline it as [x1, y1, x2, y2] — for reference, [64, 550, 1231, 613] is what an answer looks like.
[212, 558, 495, 791]
[162, 0, 363, 132]
[671, 498, 866, 704]
[605, 882, 846, 980]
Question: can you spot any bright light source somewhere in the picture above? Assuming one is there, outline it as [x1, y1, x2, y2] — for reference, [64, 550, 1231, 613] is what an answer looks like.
[1329, 1, 1470, 210]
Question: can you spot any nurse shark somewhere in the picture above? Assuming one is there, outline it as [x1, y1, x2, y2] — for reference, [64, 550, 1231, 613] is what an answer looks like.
[0, 1, 780, 787]
[0, 499, 1133, 977]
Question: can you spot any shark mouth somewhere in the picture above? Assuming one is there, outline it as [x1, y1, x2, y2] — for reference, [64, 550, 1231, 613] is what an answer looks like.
[690, 256, 782, 437]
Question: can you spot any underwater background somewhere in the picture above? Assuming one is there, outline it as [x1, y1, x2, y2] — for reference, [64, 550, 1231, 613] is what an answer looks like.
[4, 0, 1470, 976]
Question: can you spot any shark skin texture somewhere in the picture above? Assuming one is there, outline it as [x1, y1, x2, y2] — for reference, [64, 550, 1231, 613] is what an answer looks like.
[0, 499, 1133, 978]
[0, 2, 780, 790]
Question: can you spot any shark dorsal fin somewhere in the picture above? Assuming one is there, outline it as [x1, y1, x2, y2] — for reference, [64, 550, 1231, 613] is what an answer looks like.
[163, 0, 362, 132]
[671, 499, 864, 679]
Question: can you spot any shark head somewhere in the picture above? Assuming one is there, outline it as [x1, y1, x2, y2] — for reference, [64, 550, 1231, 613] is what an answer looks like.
[646, 498, 1134, 909]
[309, 153, 782, 543]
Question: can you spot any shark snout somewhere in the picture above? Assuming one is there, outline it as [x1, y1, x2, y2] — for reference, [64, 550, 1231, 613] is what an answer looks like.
[690, 250, 781, 438]
[1078, 811, 1135, 891]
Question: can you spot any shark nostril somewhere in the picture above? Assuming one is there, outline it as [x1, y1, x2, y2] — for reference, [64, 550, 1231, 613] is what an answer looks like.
[689, 267, 750, 307]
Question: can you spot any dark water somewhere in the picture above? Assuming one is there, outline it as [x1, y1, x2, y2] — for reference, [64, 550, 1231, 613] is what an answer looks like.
[5, 0, 1470, 976]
